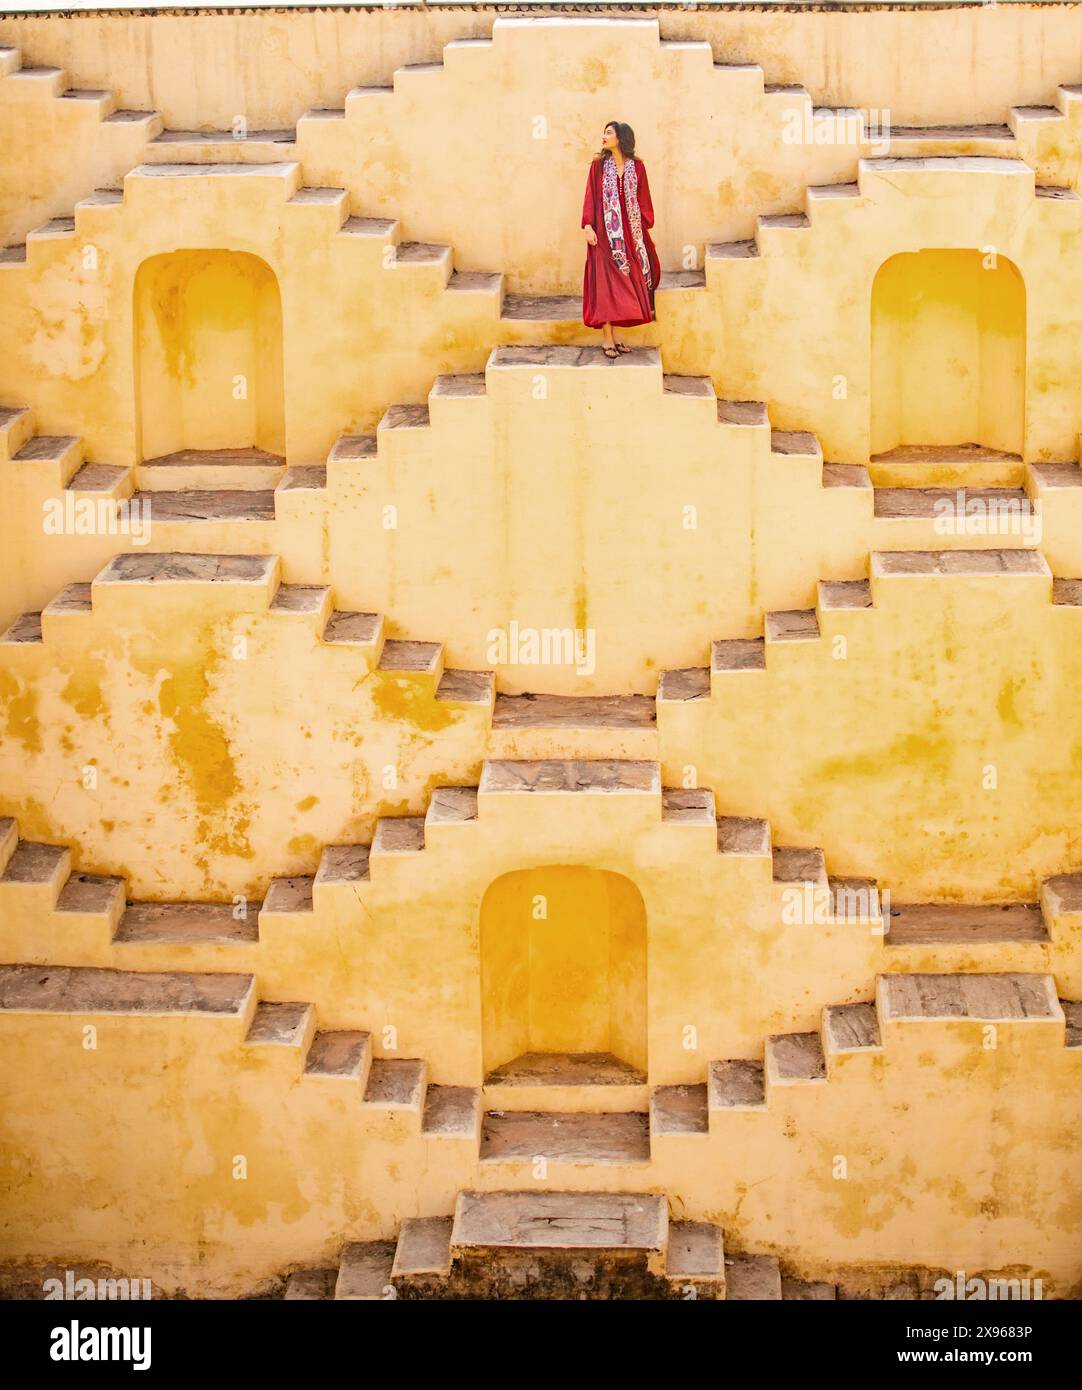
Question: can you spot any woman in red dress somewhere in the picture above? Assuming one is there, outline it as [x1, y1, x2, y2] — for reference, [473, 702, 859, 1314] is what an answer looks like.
[581, 121, 661, 359]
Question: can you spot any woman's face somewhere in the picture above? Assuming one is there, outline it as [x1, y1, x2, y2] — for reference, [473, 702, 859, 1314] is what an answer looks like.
[602, 125, 619, 151]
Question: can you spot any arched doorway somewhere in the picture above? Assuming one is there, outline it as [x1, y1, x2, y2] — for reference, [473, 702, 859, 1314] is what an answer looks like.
[133, 249, 285, 461]
[870, 249, 1025, 457]
[480, 866, 647, 1079]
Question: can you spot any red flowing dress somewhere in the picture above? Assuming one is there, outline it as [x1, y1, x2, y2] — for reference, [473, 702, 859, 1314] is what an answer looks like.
[581, 156, 660, 329]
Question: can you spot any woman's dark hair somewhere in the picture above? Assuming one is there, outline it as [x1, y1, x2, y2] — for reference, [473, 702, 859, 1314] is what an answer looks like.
[594, 121, 636, 162]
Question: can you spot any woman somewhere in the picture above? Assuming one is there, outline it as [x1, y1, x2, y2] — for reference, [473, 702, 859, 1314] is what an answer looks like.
[581, 121, 661, 359]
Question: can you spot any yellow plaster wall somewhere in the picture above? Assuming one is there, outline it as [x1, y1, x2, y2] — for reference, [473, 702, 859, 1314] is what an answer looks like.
[870, 250, 1026, 456]
[661, 567, 1082, 901]
[1, 987, 1078, 1296]
[0, 574, 489, 900]
[1, 4, 1081, 1297]
[134, 249, 285, 459]
[480, 866, 648, 1072]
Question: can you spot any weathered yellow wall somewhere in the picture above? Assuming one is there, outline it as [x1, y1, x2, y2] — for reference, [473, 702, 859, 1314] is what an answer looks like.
[480, 866, 647, 1072]
[1, 5, 1081, 1297]
[871, 250, 1026, 456]
[135, 249, 285, 459]
[1, 977, 1078, 1296]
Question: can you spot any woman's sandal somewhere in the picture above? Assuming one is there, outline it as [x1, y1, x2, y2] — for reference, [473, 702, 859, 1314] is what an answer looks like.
[615, 342, 633, 354]
[603, 345, 620, 359]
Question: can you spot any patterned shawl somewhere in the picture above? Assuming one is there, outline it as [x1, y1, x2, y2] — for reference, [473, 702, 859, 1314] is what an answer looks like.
[601, 155, 652, 287]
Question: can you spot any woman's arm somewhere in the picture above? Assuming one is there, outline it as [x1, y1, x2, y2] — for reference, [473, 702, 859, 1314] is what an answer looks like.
[636, 161, 655, 230]
[578, 163, 595, 230]
[582, 162, 598, 244]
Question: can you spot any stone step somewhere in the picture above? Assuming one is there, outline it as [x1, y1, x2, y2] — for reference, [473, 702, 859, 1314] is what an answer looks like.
[766, 1032, 827, 1086]
[1042, 873, 1082, 920]
[128, 161, 301, 193]
[56, 873, 125, 920]
[707, 238, 759, 262]
[765, 608, 820, 643]
[661, 789, 715, 826]
[314, 843, 371, 887]
[304, 1030, 371, 1081]
[665, 1220, 725, 1296]
[377, 639, 442, 677]
[479, 1111, 651, 1165]
[709, 1058, 767, 1111]
[487, 344, 661, 376]
[872, 549, 1050, 578]
[115, 901, 260, 945]
[130, 490, 276, 523]
[868, 444, 1024, 488]
[492, 694, 655, 730]
[391, 1216, 453, 1283]
[363, 1058, 427, 1111]
[244, 1001, 313, 1047]
[321, 610, 383, 656]
[327, 432, 377, 465]
[772, 845, 827, 886]
[93, 552, 279, 599]
[716, 816, 771, 860]
[818, 579, 872, 612]
[370, 816, 425, 858]
[822, 462, 872, 491]
[393, 240, 452, 271]
[712, 637, 766, 672]
[420, 1085, 481, 1137]
[656, 667, 710, 703]
[500, 294, 580, 322]
[884, 123, 1014, 157]
[0, 612, 42, 645]
[0, 840, 70, 895]
[42, 582, 93, 629]
[67, 463, 131, 499]
[13, 433, 84, 485]
[284, 1269, 336, 1300]
[725, 1252, 782, 1300]
[657, 270, 705, 291]
[276, 465, 326, 493]
[860, 154, 1033, 183]
[823, 1002, 882, 1054]
[261, 877, 314, 916]
[334, 1241, 396, 1300]
[1062, 1001, 1082, 1048]
[1052, 579, 1082, 607]
[450, 1189, 667, 1254]
[885, 903, 1048, 947]
[1029, 462, 1082, 494]
[650, 1083, 709, 1136]
[136, 448, 286, 492]
[877, 972, 1061, 1023]
[664, 374, 715, 400]
[445, 271, 502, 297]
[483, 1051, 647, 1113]
[430, 373, 487, 407]
[147, 128, 296, 161]
[874, 485, 1029, 517]
[770, 429, 819, 459]
[379, 403, 430, 433]
[0, 405, 34, 457]
[479, 758, 660, 795]
[435, 670, 494, 705]
[424, 787, 479, 829]
[0, 964, 253, 1016]
[717, 399, 768, 427]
